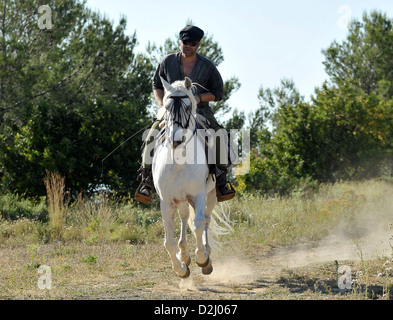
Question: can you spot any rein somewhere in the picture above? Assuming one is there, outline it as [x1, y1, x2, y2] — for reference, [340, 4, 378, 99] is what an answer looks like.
[164, 93, 197, 149]
[167, 95, 193, 129]
[101, 120, 156, 178]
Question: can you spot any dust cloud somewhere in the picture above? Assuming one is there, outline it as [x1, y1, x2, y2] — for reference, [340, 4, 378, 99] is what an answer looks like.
[178, 257, 256, 292]
[179, 188, 393, 292]
[206, 257, 255, 284]
[275, 195, 393, 269]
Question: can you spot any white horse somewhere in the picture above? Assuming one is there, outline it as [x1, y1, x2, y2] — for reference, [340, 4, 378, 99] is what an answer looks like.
[152, 76, 230, 278]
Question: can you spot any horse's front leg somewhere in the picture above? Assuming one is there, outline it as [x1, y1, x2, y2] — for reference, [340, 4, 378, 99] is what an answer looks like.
[192, 193, 210, 270]
[161, 201, 190, 278]
[177, 203, 191, 266]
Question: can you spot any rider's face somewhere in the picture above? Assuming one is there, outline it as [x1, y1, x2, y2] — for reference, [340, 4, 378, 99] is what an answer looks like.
[180, 40, 200, 57]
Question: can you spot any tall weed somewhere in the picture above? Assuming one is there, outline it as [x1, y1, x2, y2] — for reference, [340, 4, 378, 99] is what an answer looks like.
[44, 171, 68, 240]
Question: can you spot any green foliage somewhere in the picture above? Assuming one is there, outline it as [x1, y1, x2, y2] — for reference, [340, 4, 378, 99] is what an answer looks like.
[323, 11, 393, 96]
[223, 107, 246, 131]
[0, 189, 163, 245]
[2, 4, 393, 200]
[0, 0, 153, 196]
[81, 254, 97, 264]
[0, 193, 47, 221]
[241, 10, 393, 195]
[310, 83, 393, 181]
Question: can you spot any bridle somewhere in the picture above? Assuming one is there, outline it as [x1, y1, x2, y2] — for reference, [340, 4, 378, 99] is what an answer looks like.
[164, 93, 197, 149]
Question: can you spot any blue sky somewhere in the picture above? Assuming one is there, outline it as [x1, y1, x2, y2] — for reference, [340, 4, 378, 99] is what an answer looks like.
[86, 0, 393, 119]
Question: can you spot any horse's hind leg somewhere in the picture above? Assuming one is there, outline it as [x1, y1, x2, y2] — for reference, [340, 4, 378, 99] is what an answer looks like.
[192, 193, 210, 269]
[161, 201, 190, 278]
[200, 188, 216, 275]
[177, 203, 191, 266]
[203, 188, 217, 257]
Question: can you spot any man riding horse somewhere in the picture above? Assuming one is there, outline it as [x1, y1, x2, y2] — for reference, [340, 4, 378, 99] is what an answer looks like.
[135, 25, 235, 204]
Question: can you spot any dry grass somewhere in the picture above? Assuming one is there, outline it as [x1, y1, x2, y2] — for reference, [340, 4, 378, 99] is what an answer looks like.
[228, 179, 393, 249]
[1, 178, 393, 299]
[44, 171, 68, 240]
[0, 242, 169, 299]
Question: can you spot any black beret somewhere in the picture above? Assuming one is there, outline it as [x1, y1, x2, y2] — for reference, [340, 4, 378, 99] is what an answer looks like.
[179, 25, 204, 42]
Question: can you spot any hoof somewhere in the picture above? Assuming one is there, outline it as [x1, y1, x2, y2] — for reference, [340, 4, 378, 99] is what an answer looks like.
[201, 257, 213, 275]
[196, 256, 210, 268]
[179, 266, 190, 279]
[185, 256, 191, 267]
[202, 264, 213, 275]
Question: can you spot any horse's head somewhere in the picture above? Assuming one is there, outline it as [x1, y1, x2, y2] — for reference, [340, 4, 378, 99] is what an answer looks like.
[160, 77, 197, 148]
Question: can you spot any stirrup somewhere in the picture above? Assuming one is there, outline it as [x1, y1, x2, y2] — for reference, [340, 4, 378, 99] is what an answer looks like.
[216, 182, 236, 202]
[134, 167, 154, 204]
[135, 182, 153, 204]
[135, 190, 152, 204]
[215, 167, 236, 202]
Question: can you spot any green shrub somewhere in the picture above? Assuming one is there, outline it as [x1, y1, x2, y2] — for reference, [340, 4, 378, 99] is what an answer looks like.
[0, 193, 48, 221]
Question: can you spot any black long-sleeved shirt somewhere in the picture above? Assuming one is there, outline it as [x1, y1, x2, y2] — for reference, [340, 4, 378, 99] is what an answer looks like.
[152, 52, 224, 108]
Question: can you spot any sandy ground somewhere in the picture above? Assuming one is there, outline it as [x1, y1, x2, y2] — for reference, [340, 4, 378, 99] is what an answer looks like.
[1, 210, 392, 300]
[77, 226, 392, 300]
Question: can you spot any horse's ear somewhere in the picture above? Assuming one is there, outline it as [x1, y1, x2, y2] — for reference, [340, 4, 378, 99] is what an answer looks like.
[184, 77, 192, 90]
[161, 76, 174, 92]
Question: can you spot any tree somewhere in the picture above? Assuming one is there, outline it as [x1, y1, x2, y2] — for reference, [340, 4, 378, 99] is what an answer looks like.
[238, 76, 393, 195]
[323, 11, 393, 97]
[236, 80, 310, 194]
[223, 108, 246, 131]
[311, 83, 393, 181]
[239, 10, 393, 195]
[0, 0, 154, 196]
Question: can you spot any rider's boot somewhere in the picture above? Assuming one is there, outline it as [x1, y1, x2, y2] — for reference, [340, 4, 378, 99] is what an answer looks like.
[135, 167, 154, 204]
[215, 166, 236, 202]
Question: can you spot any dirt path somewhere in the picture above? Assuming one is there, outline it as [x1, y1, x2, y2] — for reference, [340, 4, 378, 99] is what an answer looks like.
[1, 223, 391, 300]
[115, 228, 392, 300]
[79, 237, 388, 300]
